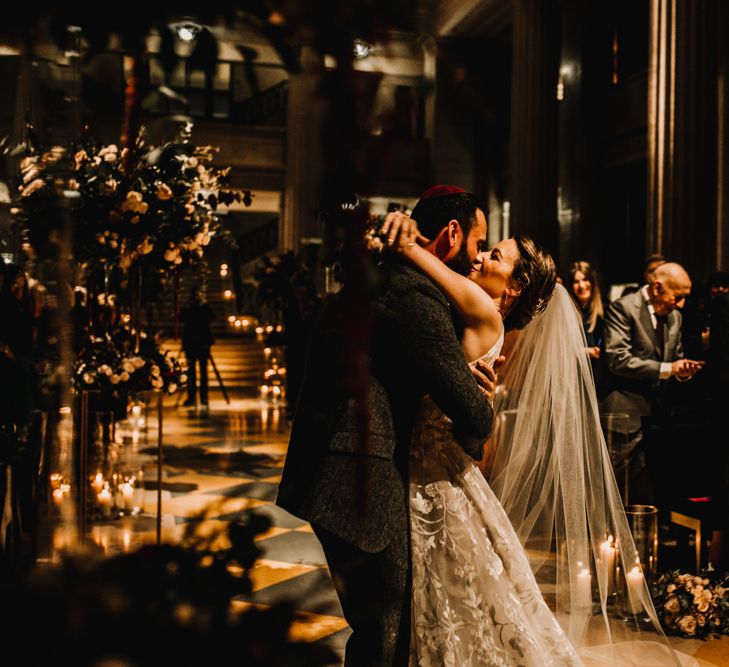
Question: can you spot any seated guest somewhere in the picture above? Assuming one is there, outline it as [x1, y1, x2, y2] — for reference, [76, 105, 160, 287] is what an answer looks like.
[603, 262, 704, 509]
[567, 261, 605, 393]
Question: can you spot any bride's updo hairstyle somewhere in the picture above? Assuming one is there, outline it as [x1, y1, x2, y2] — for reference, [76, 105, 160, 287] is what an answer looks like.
[503, 234, 557, 331]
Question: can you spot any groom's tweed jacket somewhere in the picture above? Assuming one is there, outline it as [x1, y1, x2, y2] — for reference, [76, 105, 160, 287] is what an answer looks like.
[277, 263, 493, 567]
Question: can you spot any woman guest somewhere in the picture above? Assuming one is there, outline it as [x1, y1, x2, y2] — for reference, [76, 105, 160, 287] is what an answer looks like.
[568, 261, 605, 392]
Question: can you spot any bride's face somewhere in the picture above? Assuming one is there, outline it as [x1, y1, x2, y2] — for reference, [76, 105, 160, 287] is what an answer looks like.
[468, 238, 520, 299]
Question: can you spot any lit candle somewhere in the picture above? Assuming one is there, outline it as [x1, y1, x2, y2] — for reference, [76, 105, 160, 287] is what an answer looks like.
[92, 472, 105, 494]
[52, 488, 64, 507]
[626, 565, 644, 613]
[98, 485, 112, 517]
[576, 566, 592, 609]
[599, 536, 616, 594]
[121, 482, 134, 509]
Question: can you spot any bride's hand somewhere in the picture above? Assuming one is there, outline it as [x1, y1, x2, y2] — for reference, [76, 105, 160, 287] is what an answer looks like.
[379, 211, 429, 249]
[472, 355, 505, 401]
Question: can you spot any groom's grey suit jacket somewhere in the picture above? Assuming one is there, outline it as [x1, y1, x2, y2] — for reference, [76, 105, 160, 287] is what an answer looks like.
[603, 288, 684, 427]
[276, 263, 493, 567]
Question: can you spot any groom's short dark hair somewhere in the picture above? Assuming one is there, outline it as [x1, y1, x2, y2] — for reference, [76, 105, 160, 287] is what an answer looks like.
[411, 191, 483, 241]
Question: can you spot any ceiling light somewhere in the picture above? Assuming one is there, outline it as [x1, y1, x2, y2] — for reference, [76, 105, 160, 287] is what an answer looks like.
[176, 23, 200, 42]
[353, 39, 372, 60]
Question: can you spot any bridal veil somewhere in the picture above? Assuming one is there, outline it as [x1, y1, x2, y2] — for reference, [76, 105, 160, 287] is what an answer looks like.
[490, 284, 694, 667]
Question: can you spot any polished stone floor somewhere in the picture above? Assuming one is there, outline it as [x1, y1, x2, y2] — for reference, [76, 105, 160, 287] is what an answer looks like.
[81, 393, 349, 662]
[78, 391, 729, 666]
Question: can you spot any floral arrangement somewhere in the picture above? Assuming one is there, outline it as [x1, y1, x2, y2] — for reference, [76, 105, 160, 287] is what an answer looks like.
[13, 125, 250, 278]
[253, 251, 311, 312]
[651, 569, 729, 638]
[75, 331, 186, 396]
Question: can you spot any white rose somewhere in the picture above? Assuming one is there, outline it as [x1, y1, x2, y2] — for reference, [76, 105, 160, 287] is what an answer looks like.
[179, 374, 187, 384]
[120, 371, 130, 382]
[156, 183, 173, 200]
[132, 357, 145, 369]
[83, 372, 94, 384]
[110, 375, 120, 385]
[697, 599, 710, 613]
[168, 383, 177, 394]
[677, 615, 697, 636]
[667, 584, 677, 594]
[151, 365, 161, 377]
[98, 364, 111, 376]
[122, 359, 136, 373]
[664, 598, 680, 613]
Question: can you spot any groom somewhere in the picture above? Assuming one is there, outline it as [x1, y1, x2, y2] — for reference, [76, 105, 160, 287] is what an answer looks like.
[276, 186, 497, 665]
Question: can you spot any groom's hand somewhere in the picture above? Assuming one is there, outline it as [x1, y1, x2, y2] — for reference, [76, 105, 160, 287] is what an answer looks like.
[471, 355, 505, 401]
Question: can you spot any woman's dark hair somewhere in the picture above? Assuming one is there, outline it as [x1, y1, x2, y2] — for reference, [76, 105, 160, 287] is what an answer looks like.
[503, 234, 557, 331]
[566, 260, 604, 333]
[410, 192, 482, 241]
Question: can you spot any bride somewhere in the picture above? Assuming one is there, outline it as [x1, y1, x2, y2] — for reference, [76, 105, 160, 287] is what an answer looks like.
[382, 213, 686, 667]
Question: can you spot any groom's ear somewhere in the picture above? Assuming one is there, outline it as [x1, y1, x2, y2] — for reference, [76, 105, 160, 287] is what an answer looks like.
[446, 219, 461, 248]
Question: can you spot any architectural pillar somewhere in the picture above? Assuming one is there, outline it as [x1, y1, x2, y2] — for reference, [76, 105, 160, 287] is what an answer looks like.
[281, 47, 326, 253]
[647, 0, 718, 277]
[508, 0, 560, 255]
[556, 0, 587, 267]
[716, 0, 729, 270]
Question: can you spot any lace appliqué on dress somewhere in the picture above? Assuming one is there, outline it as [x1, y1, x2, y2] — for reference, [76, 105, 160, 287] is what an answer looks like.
[409, 332, 583, 666]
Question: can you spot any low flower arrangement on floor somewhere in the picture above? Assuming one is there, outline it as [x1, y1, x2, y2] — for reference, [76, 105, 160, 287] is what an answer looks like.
[652, 568, 729, 638]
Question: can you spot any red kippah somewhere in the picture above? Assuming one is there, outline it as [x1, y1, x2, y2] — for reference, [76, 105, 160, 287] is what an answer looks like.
[419, 184, 466, 200]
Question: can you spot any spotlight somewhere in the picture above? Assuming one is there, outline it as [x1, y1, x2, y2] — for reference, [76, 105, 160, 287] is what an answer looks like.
[177, 23, 200, 42]
[353, 39, 372, 60]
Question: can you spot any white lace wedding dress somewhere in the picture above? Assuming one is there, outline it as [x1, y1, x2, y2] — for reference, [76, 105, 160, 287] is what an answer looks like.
[409, 330, 584, 667]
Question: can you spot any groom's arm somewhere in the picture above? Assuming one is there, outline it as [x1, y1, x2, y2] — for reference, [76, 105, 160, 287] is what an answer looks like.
[387, 274, 493, 459]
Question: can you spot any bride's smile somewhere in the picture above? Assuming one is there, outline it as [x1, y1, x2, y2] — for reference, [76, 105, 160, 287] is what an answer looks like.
[468, 238, 521, 303]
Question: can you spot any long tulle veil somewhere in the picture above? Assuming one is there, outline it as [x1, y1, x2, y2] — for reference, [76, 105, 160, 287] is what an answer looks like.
[489, 284, 691, 667]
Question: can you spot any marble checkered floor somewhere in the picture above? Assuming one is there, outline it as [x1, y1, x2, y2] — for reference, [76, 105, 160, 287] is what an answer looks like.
[83, 393, 349, 663]
[81, 392, 729, 667]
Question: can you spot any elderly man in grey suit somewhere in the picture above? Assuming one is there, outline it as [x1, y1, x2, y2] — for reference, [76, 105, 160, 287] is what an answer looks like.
[604, 262, 704, 505]
[277, 186, 497, 666]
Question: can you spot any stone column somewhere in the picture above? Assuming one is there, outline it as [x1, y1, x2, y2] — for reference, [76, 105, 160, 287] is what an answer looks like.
[716, 0, 729, 270]
[556, 0, 587, 267]
[508, 0, 560, 255]
[281, 47, 326, 253]
[647, 0, 718, 276]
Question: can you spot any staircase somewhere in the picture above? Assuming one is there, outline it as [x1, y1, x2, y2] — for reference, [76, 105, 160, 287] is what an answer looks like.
[158, 259, 268, 396]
